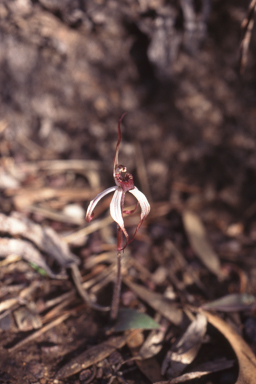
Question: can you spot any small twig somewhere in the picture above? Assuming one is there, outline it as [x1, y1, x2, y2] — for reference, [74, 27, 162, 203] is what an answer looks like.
[25, 204, 84, 225]
[42, 263, 118, 314]
[42, 298, 74, 323]
[70, 264, 110, 312]
[0, 281, 41, 314]
[239, 0, 256, 74]
[63, 216, 113, 244]
[8, 313, 70, 353]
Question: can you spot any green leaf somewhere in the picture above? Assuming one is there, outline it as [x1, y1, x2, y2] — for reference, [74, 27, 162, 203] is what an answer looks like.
[29, 262, 48, 276]
[113, 308, 160, 332]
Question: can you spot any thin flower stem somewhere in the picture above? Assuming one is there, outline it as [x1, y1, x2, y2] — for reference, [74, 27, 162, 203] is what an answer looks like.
[113, 113, 126, 178]
[110, 225, 123, 320]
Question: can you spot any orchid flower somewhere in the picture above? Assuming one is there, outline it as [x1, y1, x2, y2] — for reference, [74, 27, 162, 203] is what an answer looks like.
[85, 113, 150, 251]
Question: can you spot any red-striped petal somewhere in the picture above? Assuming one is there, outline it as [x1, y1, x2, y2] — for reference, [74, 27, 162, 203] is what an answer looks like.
[126, 187, 150, 244]
[85, 186, 117, 222]
[110, 187, 128, 238]
[129, 187, 150, 220]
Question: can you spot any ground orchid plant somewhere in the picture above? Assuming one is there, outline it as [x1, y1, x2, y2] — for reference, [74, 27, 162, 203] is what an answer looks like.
[86, 114, 150, 319]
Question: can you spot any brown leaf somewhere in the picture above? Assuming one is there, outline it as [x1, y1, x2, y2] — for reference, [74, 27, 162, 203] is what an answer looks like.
[183, 210, 222, 277]
[124, 279, 183, 326]
[203, 310, 256, 384]
[161, 313, 207, 378]
[7, 187, 94, 210]
[139, 317, 169, 359]
[13, 302, 42, 331]
[128, 329, 164, 383]
[137, 358, 164, 383]
[154, 359, 234, 384]
[0, 238, 60, 278]
[201, 293, 256, 312]
[56, 335, 128, 379]
[0, 212, 79, 267]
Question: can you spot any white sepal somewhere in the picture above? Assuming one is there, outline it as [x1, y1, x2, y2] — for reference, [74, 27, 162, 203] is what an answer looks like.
[110, 187, 128, 237]
[85, 186, 117, 222]
[129, 187, 151, 221]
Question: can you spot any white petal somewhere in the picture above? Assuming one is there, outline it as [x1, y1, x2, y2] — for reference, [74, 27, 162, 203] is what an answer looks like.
[129, 187, 150, 220]
[85, 186, 117, 222]
[110, 187, 128, 237]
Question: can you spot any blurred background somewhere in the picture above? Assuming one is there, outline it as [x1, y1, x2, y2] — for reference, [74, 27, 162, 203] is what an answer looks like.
[0, 0, 255, 204]
[1, 0, 256, 267]
[1, 1, 256, 257]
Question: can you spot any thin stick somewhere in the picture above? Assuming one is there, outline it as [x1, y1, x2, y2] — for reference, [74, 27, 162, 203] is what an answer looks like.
[70, 264, 110, 312]
[8, 313, 70, 353]
[239, 0, 256, 74]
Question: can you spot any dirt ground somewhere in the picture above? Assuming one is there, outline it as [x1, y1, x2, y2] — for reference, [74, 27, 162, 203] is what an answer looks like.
[1, 0, 256, 383]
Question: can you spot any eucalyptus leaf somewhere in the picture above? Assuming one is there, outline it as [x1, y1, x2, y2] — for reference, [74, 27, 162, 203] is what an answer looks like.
[201, 293, 256, 312]
[113, 308, 160, 332]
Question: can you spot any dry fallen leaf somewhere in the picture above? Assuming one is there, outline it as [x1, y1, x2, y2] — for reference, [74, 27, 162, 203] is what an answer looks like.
[6, 187, 94, 210]
[0, 212, 79, 268]
[124, 279, 183, 326]
[203, 310, 256, 384]
[13, 302, 42, 331]
[0, 238, 61, 278]
[183, 210, 222, 277]
[154, 359, 234, 384]
[139, 317, 169, 359]
[201, 293, 256, 312]
[137, 358, 164, 383]
[162, 313, 207, 378]
[128, 329, 164, 383]
[56, 334, 129, 379]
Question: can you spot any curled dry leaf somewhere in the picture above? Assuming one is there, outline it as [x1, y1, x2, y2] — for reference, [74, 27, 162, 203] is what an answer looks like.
[128, 328, 164, 383]
[13, 302, 42, 331]
[0, 281, 41, 320]
[139, 317, 169, 360]
[182, 210, 222, 278]
[162, 313, 207, 378]
[203, 310, 256, 384]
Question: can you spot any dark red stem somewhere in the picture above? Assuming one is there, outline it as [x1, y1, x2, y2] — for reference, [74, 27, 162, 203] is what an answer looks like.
[110, 225, 123, 320]
[113, 112, 127, 178]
